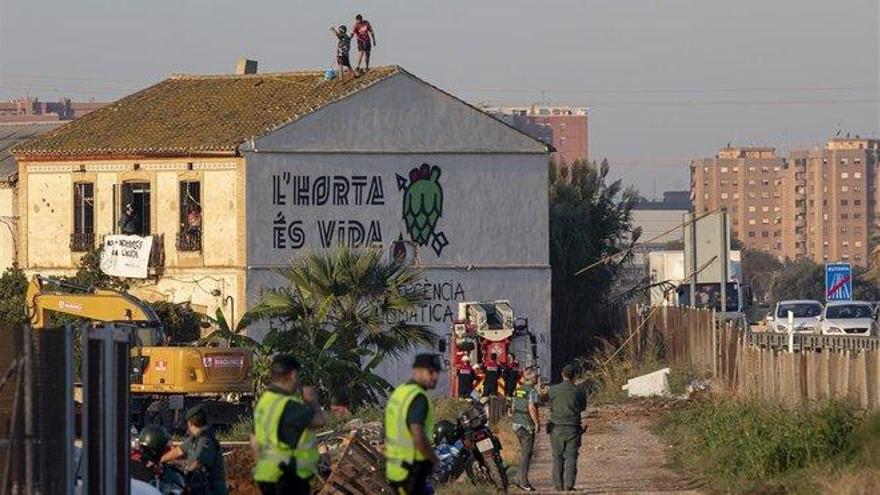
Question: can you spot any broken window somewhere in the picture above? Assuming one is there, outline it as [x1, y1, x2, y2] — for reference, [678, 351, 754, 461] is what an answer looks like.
[177, 181, 202, 251]
[71, 182, 94, 251]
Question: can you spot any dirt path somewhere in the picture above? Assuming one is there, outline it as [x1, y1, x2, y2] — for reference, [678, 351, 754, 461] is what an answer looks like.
[526, 402, 703, 494]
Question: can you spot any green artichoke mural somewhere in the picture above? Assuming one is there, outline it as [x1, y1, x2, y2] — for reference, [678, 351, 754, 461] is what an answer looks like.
[398, 163, 449, 256]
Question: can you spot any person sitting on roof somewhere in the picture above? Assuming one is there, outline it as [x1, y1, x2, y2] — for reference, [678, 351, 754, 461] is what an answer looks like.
[329, 25, 354, 80]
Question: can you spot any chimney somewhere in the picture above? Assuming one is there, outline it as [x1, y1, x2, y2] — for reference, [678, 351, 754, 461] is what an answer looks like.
[235, 58, 258, 75]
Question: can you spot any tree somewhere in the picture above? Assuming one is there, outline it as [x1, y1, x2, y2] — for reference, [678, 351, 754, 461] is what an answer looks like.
[151, 301, 202, 343]
[549, 159, 640, 375]
[741, 249, 783, 305]
[770, 259, 879, 302]
[0, 266, 27, 326]
[244, 247, 434, 406]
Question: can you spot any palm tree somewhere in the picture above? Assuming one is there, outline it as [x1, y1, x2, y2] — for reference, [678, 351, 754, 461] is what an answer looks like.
[245, 247, 435, 406]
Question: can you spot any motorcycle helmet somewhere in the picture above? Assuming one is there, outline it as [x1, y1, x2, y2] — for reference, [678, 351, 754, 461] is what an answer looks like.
[138, 425, 170, 461]
[433, 420, 457, 445]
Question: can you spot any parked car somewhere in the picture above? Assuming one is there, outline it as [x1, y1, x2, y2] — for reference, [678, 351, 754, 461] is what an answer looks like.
[766, 300, 823, 334]
[819, 301, 877, 336]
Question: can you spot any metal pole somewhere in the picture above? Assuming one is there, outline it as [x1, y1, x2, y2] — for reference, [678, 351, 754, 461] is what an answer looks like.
[22, 325, 33, 495]
[689, 213, 698, 307]
[64, 327, 75, 495]
[788, 311, 795, 353]
[81, 327, 89, 495]
[103, 330, 116, 495]
[719, 210, 728, 320]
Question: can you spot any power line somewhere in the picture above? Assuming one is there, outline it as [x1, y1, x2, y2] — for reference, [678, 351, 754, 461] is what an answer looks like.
[458, 85, 880, 95]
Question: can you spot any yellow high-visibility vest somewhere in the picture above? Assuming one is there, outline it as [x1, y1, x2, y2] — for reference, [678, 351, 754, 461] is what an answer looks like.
[253, 390, 319, 482]
[384, 383, 434, 482]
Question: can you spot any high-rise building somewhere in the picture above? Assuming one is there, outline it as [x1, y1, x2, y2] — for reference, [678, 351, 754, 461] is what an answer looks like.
[483, 105, 588, 166]
[691, 146, 786, 254]
[691, 138, 880, 266]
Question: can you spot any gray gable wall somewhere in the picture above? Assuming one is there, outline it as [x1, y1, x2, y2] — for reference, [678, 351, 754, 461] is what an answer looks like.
[249, 72, 550, 154]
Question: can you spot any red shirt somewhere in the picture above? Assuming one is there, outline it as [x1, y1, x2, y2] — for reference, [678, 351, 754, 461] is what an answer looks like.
[353, 20, 373, 42]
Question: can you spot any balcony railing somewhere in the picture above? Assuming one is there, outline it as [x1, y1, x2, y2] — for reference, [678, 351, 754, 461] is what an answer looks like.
[70, 232, 95, 252]
[176, 230, 202, 252]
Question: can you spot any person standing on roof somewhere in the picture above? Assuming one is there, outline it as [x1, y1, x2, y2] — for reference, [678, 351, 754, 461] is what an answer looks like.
[329, 25, 353, 80]
[352, 14, 377, 72]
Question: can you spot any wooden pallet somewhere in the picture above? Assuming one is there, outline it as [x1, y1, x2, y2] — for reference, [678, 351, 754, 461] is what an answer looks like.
[318, 431, 393, 495]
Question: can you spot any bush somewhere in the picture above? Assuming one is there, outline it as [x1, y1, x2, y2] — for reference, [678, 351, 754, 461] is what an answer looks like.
[0, 266, 27, 326]
[659, 398, 862, 491]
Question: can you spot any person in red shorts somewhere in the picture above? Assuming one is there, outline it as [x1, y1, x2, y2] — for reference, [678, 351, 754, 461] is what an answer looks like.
[352, 14, 377, 72]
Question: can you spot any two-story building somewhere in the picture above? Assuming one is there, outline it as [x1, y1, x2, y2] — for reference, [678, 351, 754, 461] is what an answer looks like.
[12, 65, 553, 384]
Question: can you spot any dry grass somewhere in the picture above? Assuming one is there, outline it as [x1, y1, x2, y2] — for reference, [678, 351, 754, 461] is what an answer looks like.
[816, 469, 880, 495]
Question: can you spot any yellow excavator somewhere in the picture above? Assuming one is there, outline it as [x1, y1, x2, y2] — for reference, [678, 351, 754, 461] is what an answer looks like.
[26, 275, 253, 427]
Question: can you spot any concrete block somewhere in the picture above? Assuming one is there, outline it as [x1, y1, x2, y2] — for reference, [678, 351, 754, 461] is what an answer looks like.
[622, 367, 671, 397]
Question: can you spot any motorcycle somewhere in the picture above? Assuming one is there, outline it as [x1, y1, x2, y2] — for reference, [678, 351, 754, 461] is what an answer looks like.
[130, 426, 188, 495]
[431, 397, 508, 492]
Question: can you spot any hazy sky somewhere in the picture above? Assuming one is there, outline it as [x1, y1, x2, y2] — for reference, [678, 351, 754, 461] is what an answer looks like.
[2, 0, 878, 196]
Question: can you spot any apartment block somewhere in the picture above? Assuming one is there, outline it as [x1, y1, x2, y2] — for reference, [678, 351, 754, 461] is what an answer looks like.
[691, 146, 786, 253]
[692, 137, 880, 266]
[483, 105, 588, 165]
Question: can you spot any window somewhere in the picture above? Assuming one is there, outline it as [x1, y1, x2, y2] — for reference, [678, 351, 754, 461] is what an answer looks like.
[854, 158, 862, 164]
[762, 206, 770, 212]
[855, 241, 863, 248]
[761, 231, 769, 238]
[841, 213, 849, 219]
[854, 172, 862, 179]
[721, 192, 729, 199]
[733, 167, 739, 172]
[748, 179, 756, 186]
[762, 218, 770, 224]
[721, 167, 729, 173]
[72, 182, 95, 252]
[841, 172, 849, 179]
[733, 193, 740, 199]
[120, 182, 151, 235]
[749, 219, 756, 225]
[749, 206, 756, 212]
[842, 186, 849, 192]
[749, 167, 756, 173]
[841, 199, 848, 206]
[841, 158, 848, 165]
[177, 181, 202, 251]
[748, 231, 756, 238]
[854, 199, 861, 206]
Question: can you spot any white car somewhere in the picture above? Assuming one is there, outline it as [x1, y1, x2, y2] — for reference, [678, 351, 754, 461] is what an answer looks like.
[819, 301, 877, 336]
[766, 300, 823, 334]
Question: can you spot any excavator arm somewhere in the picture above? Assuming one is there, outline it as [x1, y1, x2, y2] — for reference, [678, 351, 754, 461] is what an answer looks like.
[26, 276, 162, 334]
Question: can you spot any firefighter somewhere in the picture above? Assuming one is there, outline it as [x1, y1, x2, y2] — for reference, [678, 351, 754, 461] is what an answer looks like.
[505, 353, 521, 396]
[481, 352, 500, 397]
[384, 353, 442, 495]
[251, 355, 326, 495]
[456, 355, 475, 398]
[159, 404, 227, 495]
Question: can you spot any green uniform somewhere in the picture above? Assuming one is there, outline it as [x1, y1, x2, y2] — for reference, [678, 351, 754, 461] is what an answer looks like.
[180, 427, 227, 495]
[548, 380, 587, 491]
[385, 381, 434, 494]
[253, 387, 319, 494]
[511, 383, 538, 487]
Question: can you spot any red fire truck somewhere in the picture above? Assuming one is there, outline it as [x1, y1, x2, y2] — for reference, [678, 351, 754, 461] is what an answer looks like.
[448, 301, 538, 397]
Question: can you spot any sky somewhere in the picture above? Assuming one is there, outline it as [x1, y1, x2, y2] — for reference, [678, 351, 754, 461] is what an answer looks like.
[1, 0, 878, 196]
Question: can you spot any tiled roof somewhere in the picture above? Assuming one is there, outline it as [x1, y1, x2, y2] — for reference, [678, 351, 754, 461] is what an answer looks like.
[13, 66, 401, 159]
[0, 122, 63, 181]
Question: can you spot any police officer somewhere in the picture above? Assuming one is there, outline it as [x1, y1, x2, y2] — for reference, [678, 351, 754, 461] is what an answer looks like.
[251, 355, 326, 495]
[548, 364, 587, 492]
[159, 404, 227, 495]
[385, 353, 442, 495]
[504, 353, 521, 396]
[510, 368, 540, 492]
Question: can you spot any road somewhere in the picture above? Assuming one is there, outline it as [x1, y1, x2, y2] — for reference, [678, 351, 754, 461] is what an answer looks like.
[526, 402, 703, 494]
